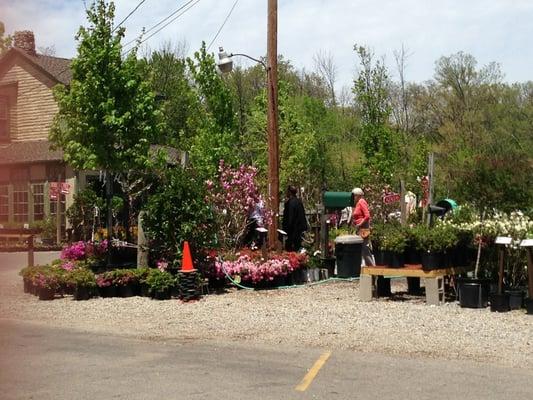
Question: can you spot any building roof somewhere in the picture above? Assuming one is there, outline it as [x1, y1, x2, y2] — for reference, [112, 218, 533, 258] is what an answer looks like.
[1, 47, 72, 85]
[0, 140, 63, 165]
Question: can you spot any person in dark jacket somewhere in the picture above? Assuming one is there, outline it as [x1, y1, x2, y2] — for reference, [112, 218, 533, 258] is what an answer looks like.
[282, 185, 308, 251]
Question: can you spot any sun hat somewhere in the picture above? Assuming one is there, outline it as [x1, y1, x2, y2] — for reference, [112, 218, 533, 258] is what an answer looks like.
[352, 187, 364, 196]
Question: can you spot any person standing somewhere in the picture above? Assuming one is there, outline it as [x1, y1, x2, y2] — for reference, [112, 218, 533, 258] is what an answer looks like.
[351, 187, 375, 266]
[282, 185, 308, 251]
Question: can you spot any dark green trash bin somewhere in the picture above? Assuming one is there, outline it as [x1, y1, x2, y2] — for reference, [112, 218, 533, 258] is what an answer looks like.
[334, 235, 363, 277]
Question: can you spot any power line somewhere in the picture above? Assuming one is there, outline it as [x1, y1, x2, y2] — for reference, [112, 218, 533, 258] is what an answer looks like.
[122, 0, 197, 49]
[113, 0, 148, 32]
[207, 0, 239, 51]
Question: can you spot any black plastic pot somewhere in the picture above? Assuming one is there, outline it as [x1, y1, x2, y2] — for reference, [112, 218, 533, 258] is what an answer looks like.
[73, 286, 91, 301]
[388, 251, 405, 268]
[152, 289, 171, 300]
[526, 298, 533, 315]
[506, 290, 524, 310]
[489, 292, 510, 312]
[322, 257, 336, 277]
[458, 282, 488, 308]
[99, 285, 118, 298]
[421, 252, 443, 270]
[118, 284, 135, 298]
[374, 249, 389, 266]
[407, 277, 422, 295]
[376, 276, 391, 297]
[404, 247, 421, 265]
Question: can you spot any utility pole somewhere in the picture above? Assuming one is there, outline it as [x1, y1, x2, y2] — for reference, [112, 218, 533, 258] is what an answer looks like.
[427, 152, 435, 226]
[267, 0, 280, 250]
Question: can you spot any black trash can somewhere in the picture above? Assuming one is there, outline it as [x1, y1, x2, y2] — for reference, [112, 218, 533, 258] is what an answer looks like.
[334, 235, 363, 278]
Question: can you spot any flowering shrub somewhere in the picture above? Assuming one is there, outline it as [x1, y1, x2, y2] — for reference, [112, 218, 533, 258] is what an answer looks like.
[213, 251, 308, 284]
[207, 161, 271, 251]
[61, 240, 108, 262]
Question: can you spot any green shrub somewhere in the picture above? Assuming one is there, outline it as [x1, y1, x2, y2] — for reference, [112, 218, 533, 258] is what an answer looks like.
[145, 269, 176, 294]
[142, 167, 216, 264]
[380, 224, 407, 253]
[66, 267, 97, 289]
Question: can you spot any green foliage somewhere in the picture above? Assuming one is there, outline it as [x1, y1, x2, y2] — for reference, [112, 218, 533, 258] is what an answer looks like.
[142, 167, 215, 263]
[31, 217, 56, 240]
[50, 0, 162, 174]
[380, 224, 407, 253]
[186, 42, 241, 179]
[66, 267, 97, 289]
[412, 223, 459, 253]
[0, 22, 12, 55]
[144, 269, 176, 294]
[66, 188, 105, 241]
[141, 44, 198, 147]
[352, 45, 402, 184]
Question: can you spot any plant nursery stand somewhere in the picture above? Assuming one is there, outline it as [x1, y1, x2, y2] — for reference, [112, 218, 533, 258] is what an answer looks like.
[360, 265, 471, 306]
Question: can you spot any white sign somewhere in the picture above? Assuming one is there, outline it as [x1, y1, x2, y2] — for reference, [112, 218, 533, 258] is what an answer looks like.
[495, 236, 512, 245]
[520, 239, 533, 247]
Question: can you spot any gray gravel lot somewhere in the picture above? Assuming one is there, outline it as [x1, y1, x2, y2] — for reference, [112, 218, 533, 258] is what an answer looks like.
[1, 253, 532, 368]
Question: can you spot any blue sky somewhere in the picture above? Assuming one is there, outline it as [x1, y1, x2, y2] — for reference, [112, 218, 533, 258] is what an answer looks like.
[2, 0, 532, 92]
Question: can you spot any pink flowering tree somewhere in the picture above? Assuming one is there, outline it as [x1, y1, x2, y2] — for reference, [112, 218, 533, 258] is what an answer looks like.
[207, 160, 270, 251]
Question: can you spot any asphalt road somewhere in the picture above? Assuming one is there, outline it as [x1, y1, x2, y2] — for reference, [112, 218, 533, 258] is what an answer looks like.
[1, 319, 532, 400]
[2, 252, 532, 399]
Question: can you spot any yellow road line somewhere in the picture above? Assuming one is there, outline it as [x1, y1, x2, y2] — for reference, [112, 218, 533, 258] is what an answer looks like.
[295, 351, 331, 392]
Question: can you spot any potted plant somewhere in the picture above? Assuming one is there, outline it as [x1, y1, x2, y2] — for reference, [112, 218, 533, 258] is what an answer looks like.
[371, 223, 388, 266]
[380, 225, 407, 268]
[112, 269, 139, 297]
[504, 244, 528, 310]
[33, 268, 61, 300]
[96, 271, 117, 297]
[31, 217, 56, 246]
[146, 269, 176, 300]
[67, 267, 97, 300]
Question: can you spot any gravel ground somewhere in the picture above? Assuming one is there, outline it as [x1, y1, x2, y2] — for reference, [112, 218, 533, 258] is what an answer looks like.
[1, 265, 532, 368]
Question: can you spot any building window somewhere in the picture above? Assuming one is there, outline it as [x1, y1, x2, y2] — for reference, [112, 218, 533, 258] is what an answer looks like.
[0, 96, 8, 140]
[0, 185, 8, 222]
[32, 183, 45, 221]
[13, 183, 29, 223]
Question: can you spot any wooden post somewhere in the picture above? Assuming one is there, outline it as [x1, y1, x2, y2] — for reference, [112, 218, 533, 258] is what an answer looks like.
[137, 211, 148, 268]
[266, 0, 280, 250]
[27, 234, 34, 267]
[497, 246, 505, 295]
[400, 179, 407, 226]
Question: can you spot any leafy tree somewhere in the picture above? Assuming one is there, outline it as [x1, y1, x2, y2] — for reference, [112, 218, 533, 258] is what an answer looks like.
[0, 22, 11, 55]
[50, 0, 162, 238]
[185, 43, 241, 179]
[140, 42, 198, 147]
[352, 45, 401, 184]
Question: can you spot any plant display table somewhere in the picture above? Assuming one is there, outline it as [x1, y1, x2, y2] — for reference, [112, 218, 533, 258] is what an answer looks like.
[0, 228, 42, 267]
[360, 265, 471, 305]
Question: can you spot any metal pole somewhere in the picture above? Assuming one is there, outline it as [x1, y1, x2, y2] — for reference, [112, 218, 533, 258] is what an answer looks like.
[56, 174, 61, 245]
[527, 248, 533, 299]
[266, 0, 279, 250]
[427, 152, 434, 226]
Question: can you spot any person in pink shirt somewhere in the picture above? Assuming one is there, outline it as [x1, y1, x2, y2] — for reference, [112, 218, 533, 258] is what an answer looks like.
[351, 187, 375, 266]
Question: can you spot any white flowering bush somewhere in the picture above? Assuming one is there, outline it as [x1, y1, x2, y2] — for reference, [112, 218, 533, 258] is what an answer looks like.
[446, 210, 532, 286]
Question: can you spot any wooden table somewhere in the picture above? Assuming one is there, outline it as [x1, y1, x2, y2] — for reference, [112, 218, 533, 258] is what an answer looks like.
[360, 265, 471, 305]
[0, 228, 42, 267]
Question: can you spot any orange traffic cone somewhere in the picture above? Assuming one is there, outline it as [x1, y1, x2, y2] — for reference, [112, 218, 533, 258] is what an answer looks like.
[181, 241, 195, 272]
